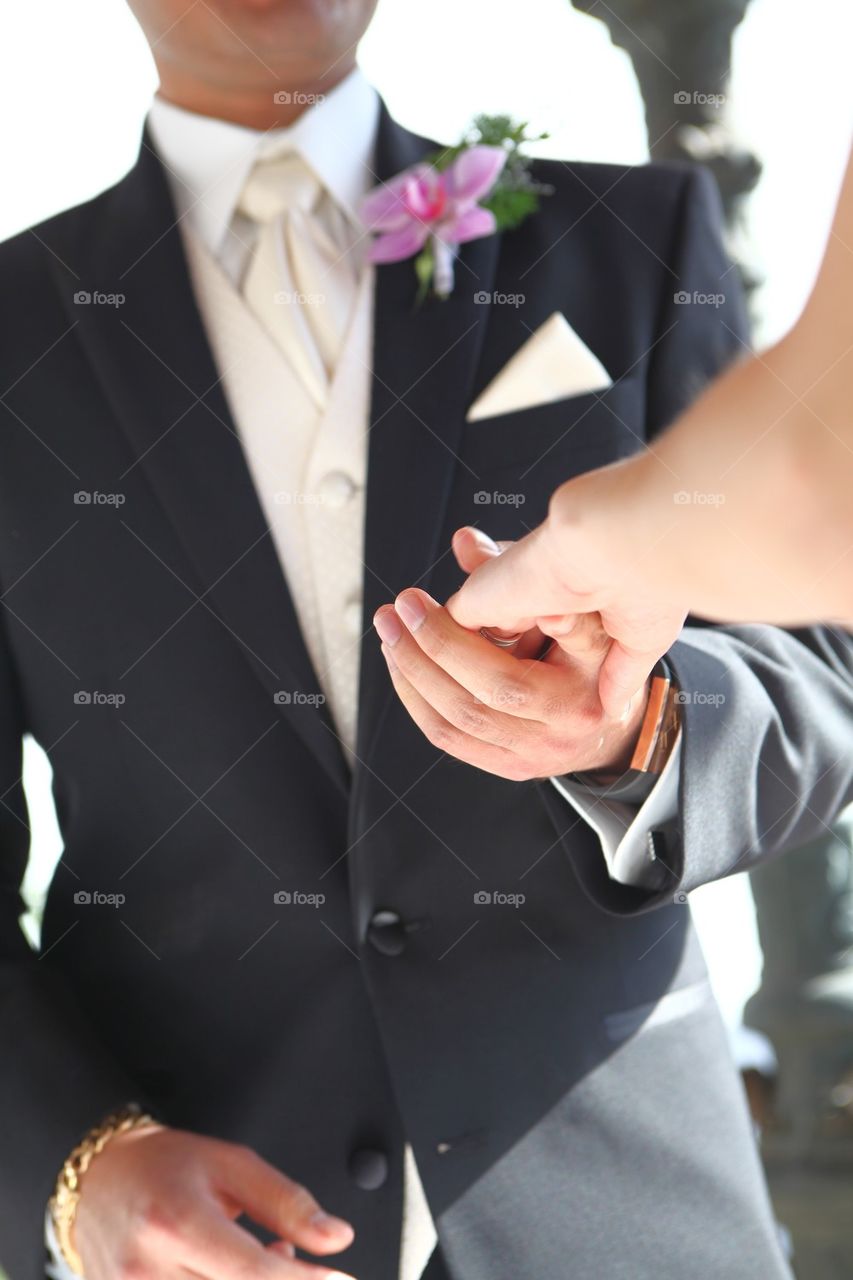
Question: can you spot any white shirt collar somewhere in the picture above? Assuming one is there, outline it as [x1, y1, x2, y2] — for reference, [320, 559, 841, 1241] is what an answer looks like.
[147, 67, 380, 259]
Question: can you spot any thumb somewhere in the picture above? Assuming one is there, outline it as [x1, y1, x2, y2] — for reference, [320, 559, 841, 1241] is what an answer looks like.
[451, 527, 545, 658]
[447, 528, 545, 633]
[538, 612, 610, 685]
[451, 526, 503, 575]
[447, 521, 597, 634]
[596, 607, 687, 718]
[597, 642, 661, 720]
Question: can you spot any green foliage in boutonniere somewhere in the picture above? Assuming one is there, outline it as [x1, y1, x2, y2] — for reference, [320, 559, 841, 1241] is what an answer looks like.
[360, 113, 553, 301]
[429, 114, 554, 233]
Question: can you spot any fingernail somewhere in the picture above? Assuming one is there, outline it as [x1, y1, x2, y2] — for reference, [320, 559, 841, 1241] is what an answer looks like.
[541, 614, 576, 638]
[268, 1240, 296, 1259]
[310, 1209, 354, 1240]
[380, 642, 398, 673]
[468, 528, 500, 555]
[395, 591, 426, 631]
[374, 609, 402, 646]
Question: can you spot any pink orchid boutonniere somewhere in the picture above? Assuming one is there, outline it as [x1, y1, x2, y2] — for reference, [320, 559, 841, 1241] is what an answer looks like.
[359, 115, 552, 301]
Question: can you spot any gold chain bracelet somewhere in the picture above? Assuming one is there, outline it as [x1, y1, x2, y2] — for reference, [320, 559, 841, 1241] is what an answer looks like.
[49, 1104, 159, 1276]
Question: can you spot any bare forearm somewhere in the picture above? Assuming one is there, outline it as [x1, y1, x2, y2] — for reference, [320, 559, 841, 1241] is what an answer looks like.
[555, 145, 853, 626]
[625, 334, 852, 623]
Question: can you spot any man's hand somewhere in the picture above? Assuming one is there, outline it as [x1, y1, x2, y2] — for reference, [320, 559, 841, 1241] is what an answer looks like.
[373, 529, 649, 781]
[73, 1124, 356, 1280]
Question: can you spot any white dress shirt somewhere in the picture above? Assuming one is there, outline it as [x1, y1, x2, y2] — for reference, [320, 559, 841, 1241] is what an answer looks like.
[553, 738, 682, 884]
[148, 69, 379, 285]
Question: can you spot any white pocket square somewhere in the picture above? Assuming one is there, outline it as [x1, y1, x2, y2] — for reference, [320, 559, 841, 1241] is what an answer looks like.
[466, 311, 612, 422]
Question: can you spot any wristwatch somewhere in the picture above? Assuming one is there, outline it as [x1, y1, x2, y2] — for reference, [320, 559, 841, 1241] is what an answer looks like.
[568, 659, 682, 806]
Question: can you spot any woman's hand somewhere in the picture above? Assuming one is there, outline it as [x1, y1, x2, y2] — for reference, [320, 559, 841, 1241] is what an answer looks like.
[446, 463, 689, 716]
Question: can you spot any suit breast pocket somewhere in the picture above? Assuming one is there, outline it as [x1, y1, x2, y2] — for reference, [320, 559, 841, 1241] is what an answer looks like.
[451, 373, 647, 534]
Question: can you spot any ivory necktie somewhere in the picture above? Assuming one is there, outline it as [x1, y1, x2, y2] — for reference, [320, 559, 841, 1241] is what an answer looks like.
[237, 152, 360, 408]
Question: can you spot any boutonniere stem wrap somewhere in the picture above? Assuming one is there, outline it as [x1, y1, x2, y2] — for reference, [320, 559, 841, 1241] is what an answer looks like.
[359, 115, 552, 301]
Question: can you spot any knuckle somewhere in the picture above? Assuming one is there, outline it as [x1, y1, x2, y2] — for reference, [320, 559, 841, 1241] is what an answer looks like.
[543, 694, 599, 729]
[285, 1180, 317, 1219]
[135, 1200, 189, 1246]
[223, 1141, 262, 1178]
[232, 1142, 260, 1165]
[573, 624, 609, 653]
[576, 703, 603, 733]
[487, 678, 529, 712]
[541, 733, 573, 762]
[232, 1260, 268, 1280]
[418, 622, 450, 662]
[541, 694, 574, 720]
[231, 1144, 275, 1185]
[504, 760, 536, 782]
[114, 1258, 148, 1280]
[453, 697, 488, 735]
[426, 719, 461, 752]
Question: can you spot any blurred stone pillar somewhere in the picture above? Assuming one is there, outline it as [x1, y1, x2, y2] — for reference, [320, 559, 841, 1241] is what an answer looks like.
[745, 809, 853, 1160]
[571, 0, 761, 277]
[744, 810, 853, 1278]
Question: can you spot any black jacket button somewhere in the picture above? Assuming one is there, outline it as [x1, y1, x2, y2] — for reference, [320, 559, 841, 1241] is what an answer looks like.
[348, 1147, 389, 1190]
[367, 909, 407, 956]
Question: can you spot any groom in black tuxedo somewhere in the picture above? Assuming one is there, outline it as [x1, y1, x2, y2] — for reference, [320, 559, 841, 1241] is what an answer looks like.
[1, 3, 851, 1280]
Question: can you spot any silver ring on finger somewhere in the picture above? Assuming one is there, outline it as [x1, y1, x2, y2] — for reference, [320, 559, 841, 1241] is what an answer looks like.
[480, 627, 524, 650]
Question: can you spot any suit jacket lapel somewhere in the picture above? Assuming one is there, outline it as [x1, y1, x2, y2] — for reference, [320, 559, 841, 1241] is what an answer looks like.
[356, 107, 501, 768]
[47, 132, 350, 795]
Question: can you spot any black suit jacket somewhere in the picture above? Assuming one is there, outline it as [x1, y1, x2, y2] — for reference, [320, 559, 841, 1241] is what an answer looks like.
[1, 106, 850, 1280]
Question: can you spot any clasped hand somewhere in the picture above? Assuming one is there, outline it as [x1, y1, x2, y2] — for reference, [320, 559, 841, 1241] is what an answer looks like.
[373, 527, 650, 780]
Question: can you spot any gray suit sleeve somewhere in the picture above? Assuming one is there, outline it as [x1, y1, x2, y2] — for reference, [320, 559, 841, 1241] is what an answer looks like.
[540, 623, 853, 916]
[667, 622, 853, 895]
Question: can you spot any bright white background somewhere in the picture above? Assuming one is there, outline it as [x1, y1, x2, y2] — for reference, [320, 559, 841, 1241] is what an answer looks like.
[2, 0, 852, 1029]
